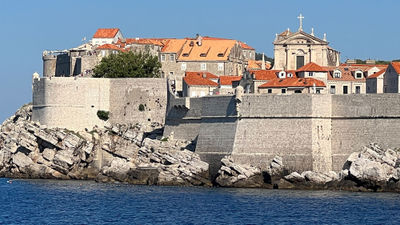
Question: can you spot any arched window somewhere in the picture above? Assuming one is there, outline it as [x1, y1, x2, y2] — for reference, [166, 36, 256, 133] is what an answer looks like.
[333, 70, 341, 78]
[278, 71, 286, 78]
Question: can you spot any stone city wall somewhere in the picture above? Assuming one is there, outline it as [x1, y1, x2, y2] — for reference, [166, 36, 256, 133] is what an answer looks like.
[164, 93, 400, 175]
[32, 77, 167, 131]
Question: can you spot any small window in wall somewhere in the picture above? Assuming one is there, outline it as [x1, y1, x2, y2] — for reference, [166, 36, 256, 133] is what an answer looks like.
[161, 54, 166, 62]
[355, 71, 363, 79]
[294, 90, 302, 93]
[355, 86, 361, 94]
[218, 63, 224, 71]
[316, 89, 321, 94]
[268, 89, 272, 93]
[181, 63, 187, 71]
[330, 85, 336, 94]
[343, 85, 348, 94]
[309, 72, 314, 77]
[281, 89, 286, 94]
[333, 70, 341, 78]
[169, 54, 175, 62]
[201, 63, 206, 71]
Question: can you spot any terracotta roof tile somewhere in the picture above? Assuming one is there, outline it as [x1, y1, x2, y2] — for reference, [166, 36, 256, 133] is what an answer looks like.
[367, 69, 386, 79]
[93, 28, 120, 38]
[249, 70, 279, 80]
[247, 60, 271, 70]
[259, 77, 325, 88]
[184, 72, 218, 86]
[186, 71, 218, 79]
[219, 76, 242, 85]
[161, 39, 187, 53]
[297, 62, 328, 72]
[392, 62, 400, 74]
[238, 41, 255, 50]
[96, 44, 125, 51]
[178, 39, 237, 61]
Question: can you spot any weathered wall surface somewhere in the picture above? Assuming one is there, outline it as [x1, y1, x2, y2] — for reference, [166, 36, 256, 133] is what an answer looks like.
[32, 77, 110, 131]
[32, 77, 167, 131]
[108, 78, 167, 125]
[165, 93, 400, 175]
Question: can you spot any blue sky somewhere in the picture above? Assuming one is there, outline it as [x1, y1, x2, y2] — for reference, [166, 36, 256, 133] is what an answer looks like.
[0, 0, 399, 122]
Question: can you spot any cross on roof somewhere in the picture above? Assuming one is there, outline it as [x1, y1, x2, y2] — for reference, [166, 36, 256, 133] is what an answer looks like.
[297, 13, 304, 31]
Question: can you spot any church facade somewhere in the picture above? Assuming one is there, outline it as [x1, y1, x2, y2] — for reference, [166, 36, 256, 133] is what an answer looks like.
[273, 15, 340, 71]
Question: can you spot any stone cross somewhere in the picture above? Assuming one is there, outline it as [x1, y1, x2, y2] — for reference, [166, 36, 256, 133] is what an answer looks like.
[297, 13, 304, 31]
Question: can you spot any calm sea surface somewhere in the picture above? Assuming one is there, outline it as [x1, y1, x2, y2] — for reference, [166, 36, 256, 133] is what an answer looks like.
[0, 178, 399, 225]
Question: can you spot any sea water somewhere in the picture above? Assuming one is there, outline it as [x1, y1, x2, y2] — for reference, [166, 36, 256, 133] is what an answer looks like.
[0, 178, 399, 225]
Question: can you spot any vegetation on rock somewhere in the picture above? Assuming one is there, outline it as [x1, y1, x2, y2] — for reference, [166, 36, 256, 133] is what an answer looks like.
[93, 51, 161, 78]
[97, 110, 109, 121]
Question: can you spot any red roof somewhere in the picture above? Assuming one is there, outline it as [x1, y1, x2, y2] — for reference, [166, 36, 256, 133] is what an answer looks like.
[249, 70, 279, 80]
[93, 28, 120, 38]
[184, 73, 218, 87]
[96, 44, 124, 51]
[392, 62, 400, 74]
[367, 69, 386, 79]
[297, 62, 328, 72]
[259, 77, 325, 88]
[219, 76, 242, 85]
[185, 71, 218, 79]
[238, 41, 255, 50]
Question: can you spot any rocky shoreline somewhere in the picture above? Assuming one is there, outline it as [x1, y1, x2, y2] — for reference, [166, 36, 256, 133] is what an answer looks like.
[2, 104, 400, 192]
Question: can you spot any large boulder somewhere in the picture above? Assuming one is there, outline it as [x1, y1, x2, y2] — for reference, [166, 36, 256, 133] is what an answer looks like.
[215, 156, 264, 188]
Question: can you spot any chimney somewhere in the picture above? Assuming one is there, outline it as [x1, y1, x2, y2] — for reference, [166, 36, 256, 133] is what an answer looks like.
[196, 34, 202, 46]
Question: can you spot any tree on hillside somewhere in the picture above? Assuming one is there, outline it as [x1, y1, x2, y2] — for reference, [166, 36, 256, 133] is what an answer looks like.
[93, 51, 161, 78]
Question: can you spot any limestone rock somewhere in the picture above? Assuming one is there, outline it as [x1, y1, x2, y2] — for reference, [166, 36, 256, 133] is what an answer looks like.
[12, 152, 33, 170]
[42, 148, 56, 161]
[215, 156, 263, 188]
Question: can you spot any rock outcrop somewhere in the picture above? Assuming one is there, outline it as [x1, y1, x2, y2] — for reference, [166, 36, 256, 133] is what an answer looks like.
[0, 104, 211, 186]
[215, 156, 264, 188]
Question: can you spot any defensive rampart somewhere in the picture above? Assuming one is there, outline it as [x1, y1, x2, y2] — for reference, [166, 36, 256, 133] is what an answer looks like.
[32, 77, 167, 131]
[164, 92, 400, 175]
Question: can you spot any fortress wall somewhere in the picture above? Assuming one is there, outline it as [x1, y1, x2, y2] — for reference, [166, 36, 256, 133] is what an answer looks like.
[330, 94, 400, 171]
[108, 78, 167, 125]
[32, 77, 110, 131]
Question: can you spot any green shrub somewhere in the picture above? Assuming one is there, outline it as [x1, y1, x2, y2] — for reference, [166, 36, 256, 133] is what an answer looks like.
[97, 110, 109, 121]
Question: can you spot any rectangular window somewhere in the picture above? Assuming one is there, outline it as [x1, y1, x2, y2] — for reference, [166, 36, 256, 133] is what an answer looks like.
[355, 86, 361, 94]
[161, 54, 165, 62]
[281, 89, 286, 94]
[330, 85, 336, 94]
[218, 63, 224, 71]
[201, 63, 206, 71]
[181, 63, 187, 71]
[169, 54, 174, 62]
[343, 86, 348, 94]
[309, 72, 314, 77]
[268, 89, 272, 93]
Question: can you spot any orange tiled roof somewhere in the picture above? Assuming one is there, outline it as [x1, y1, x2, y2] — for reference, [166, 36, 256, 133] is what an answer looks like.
[186, 71, 218, 79]
[96, 44, 124, 51]
[249, 70, 279, 80]
[238, 41, 255, 50]
[161, 39, 187, 53]
[367, 69, 386, 79]
[178, 39, 237, 61]
[327, 69, 364, 81]
[297, 62, 328, 72]
[124, 38, 167, 46]
[392, 62, 400, 74]
[93, 28, 120, 38]
[247, 60, 272, 70]
[184, 72, 218, 86]
[259, 77, 325, 88]
[219, 76, 242, 85]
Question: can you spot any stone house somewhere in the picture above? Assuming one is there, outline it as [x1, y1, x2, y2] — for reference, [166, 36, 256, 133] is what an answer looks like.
[182, 72, 218, 97]
[366, 69, 386, 93]
[258, 77, 326, 94]
[160, 35, 255, 93]
[91, 28, 123, 45]
[383, 62, 400, 93]
[216, 76, 242, 95]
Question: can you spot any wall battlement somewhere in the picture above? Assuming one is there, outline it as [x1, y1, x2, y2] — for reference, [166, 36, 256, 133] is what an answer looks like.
[164, 92, 400, 175]
[32, 77, 167, 131]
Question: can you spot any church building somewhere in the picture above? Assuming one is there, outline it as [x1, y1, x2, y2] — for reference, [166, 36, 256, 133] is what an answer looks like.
[273, 14, 340, 71]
